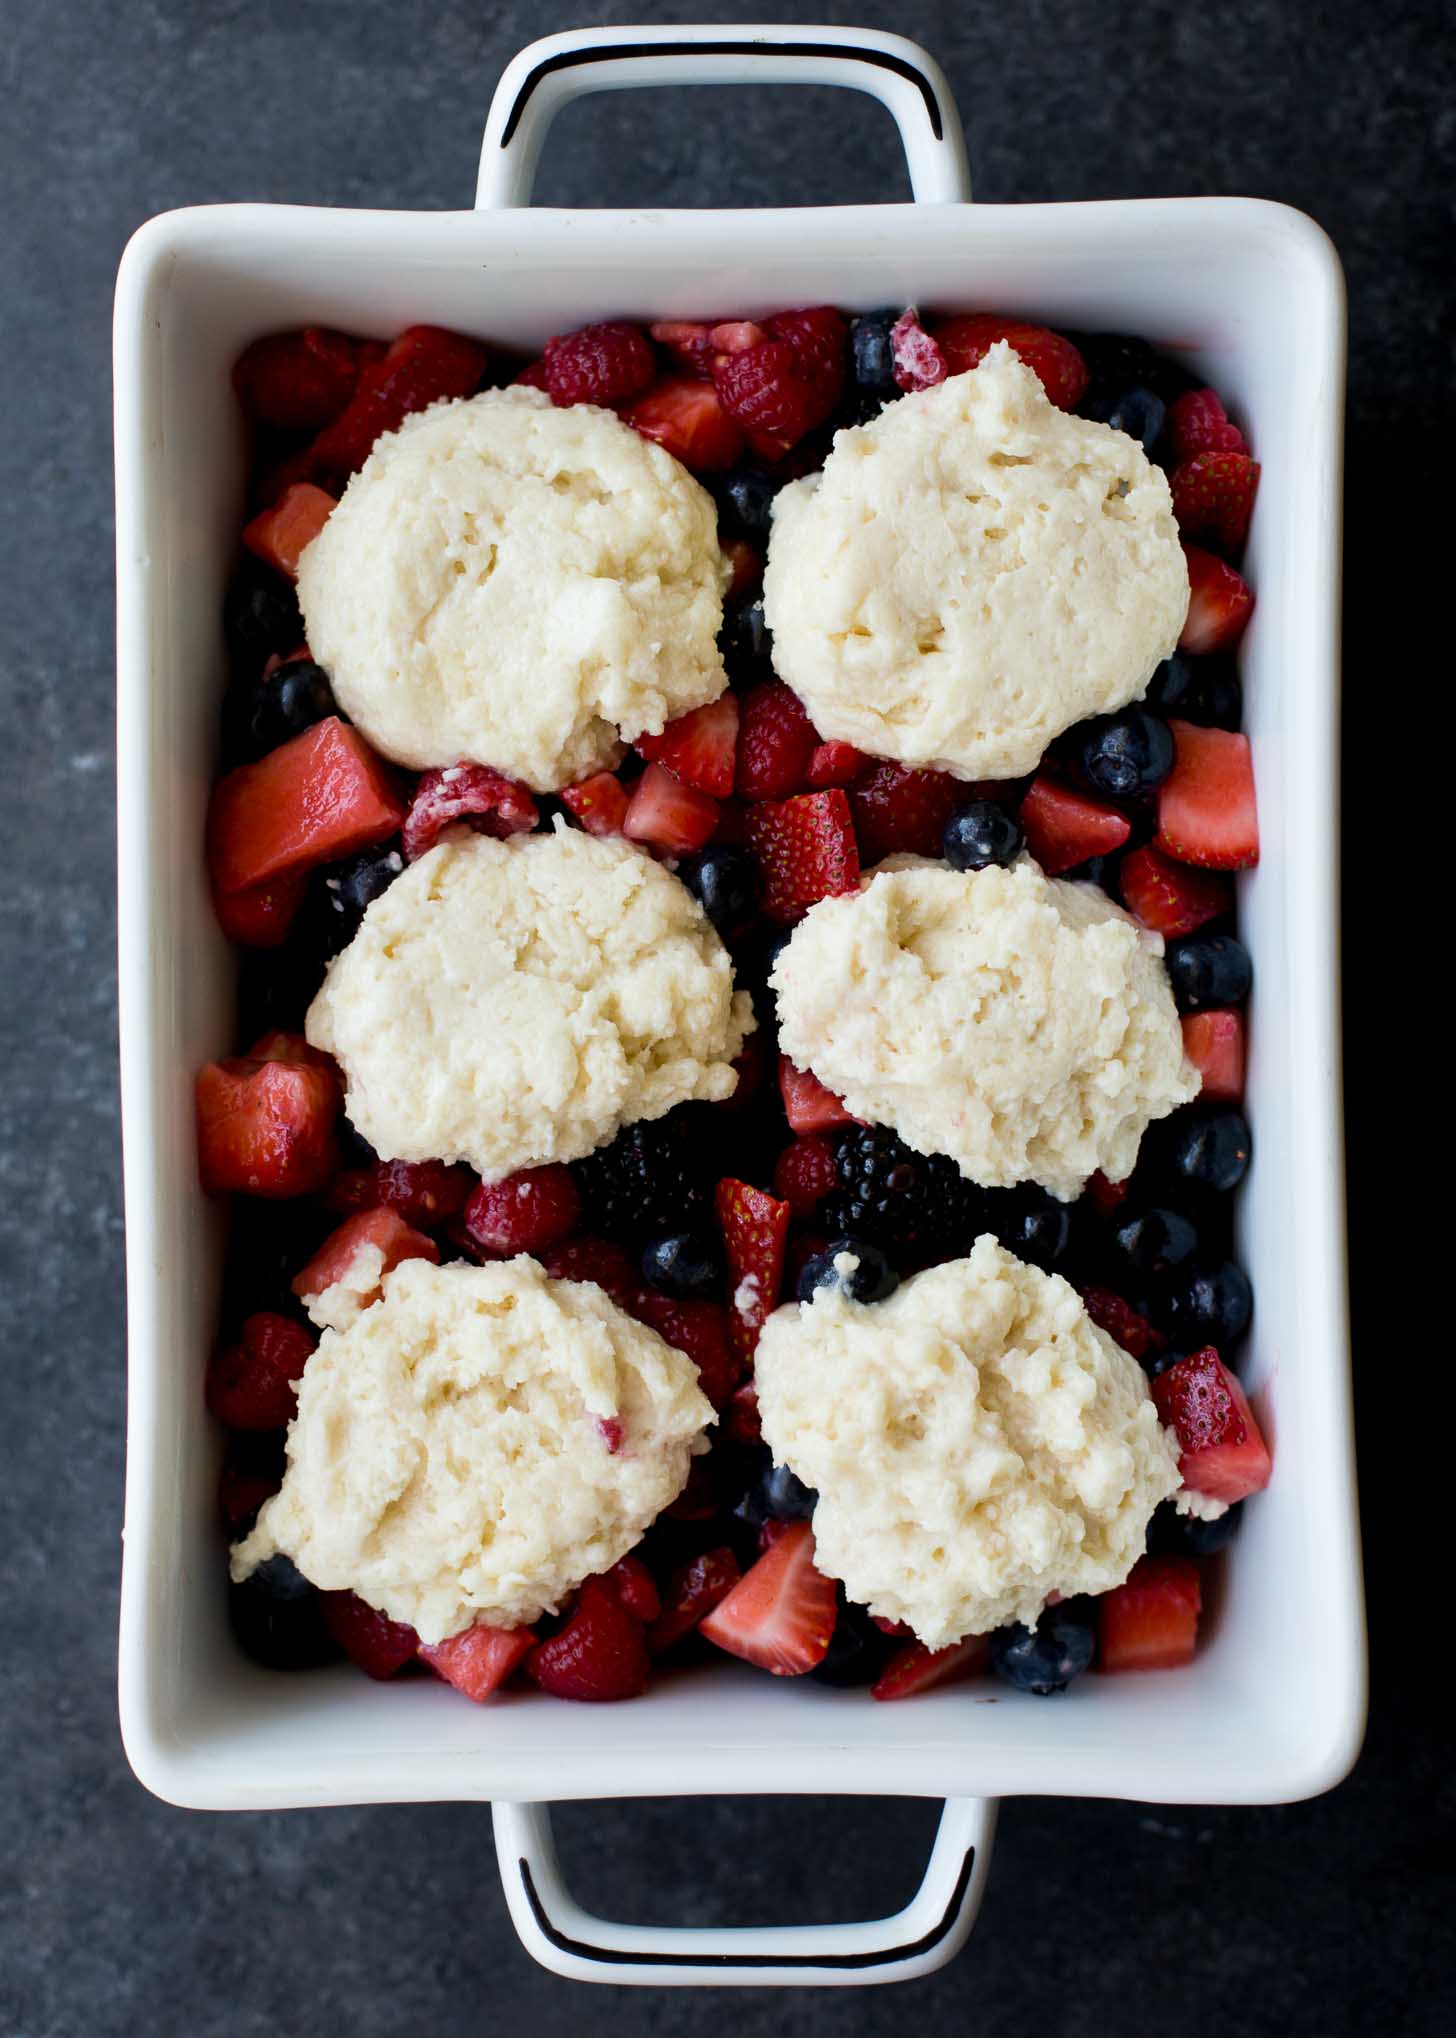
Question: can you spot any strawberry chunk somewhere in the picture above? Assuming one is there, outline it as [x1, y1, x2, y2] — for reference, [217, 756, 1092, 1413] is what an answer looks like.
[242, 483, 337, 581]
[1181, 1010, 1246, 1102]
[724, 1378, 763, 1445]
[890, 308, 948, 391]
[1171, 451, 1260, 557]
[712, 306, 847, 453]
[1151, 1347, 1272, 1502]
[537, 1235, 640, 1310]
[1179, 546, 1254, 654]
[622, 762, 720, 855]
[648, 1547, 741, 1654]
[293, 1207, 439, 1312]
[306, 325, 489, 489]
[245, 1029, 336, 1073]
[871, 1633, 990, 1700]
[699, 1519, 835, 1675]
[602, 1554, 661, 1625]
[772, 1134, 840, 1219]
[560, 770, 631, 838]
[327, 1158, 473, 1228]
[849, 760, 962, 864]
[463, 1165, 581, 1257]
[637, 695, 739, 798]
[933, 315, 1089, 410]
[211, 869, 306, 948]
[543, 320, 656, 407]
[632, 1291, 740, 1409]
[401, 764, 537, 861]
[197, 1053, 339, 1198]
[806, 740, 867, 789]
[743, 790, 860, 923]
[736, 680, 819, 800]
[1156, 721, 1259, 870]
[234, 328, 360, 433]
[1165, 388, 1247, 464]
[1018, 775, 1131, 876]
[421, 1622, 535, 1702]
[320, 1592, 420, 1680]
[205, 1311, 314, 1430]
[527, 1576, 649, 1701]
[648, 320, 719, 377]
[1119, 842, 1233, 936]
[1099, 1555, 1202, 1673]
[777, 1058, 856, 1135]
[1085, 1171, 1131, 1217]
[1079, 1285, 1166, 1363]
[716, 1177, 790, 1362]
[622, 375, 746, 471]
[207, 717, 405, 895]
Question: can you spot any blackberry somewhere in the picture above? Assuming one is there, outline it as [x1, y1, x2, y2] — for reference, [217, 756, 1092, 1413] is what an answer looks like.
[570, 1113, 712, 1244]
[821, 1126, 980, 1265]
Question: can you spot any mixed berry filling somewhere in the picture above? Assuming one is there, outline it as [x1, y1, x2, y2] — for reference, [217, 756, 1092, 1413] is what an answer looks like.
[202, 308, 1267, 1702]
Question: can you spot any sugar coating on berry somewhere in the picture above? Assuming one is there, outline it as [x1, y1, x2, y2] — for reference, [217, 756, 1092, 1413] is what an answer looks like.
[307, 825, 754, 1180]
[231, 1256, 713, 1643]
[296, 386, 730, 790]
[754, 1238, 1182, 1647]
[762, 346, 1189, 780]
[772, 857, 1198, 1201]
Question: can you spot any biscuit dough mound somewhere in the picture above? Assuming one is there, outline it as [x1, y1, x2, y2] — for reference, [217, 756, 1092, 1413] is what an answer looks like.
[231, 1256, 714, 1643]
[762, 345, 1189, 780]
[296, 386, 730, 789]
[754, 1239, 1182, 1647]
[307, 824, 755, 1180]
[771, 856, 1198, 1200]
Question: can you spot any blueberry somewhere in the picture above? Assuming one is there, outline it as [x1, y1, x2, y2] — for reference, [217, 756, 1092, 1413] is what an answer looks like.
[224, 565, 303, 670]
[229, 1554, 338, 1670]
[640, 1230, 725, 1300]
[679, 846, 760, 941]
[1144, 653, 1200, 716]
[716, 469, 778, 539]
[991, 1608, 1096, 1695]
[811, 1590, 893, 1688]
[723, 595, 770, 670]
[1061, 852, 1120, 891]
[1102, 386, 1166, 452]
[943, 800, 1024, 871]
[1147, 1497, 1243, 1557]
[1112, 1206, 1200, 1280]
[734, 1460, 818, 1529]
[1073, 333, 1197, 409]
[1164, 1259, 1253, 1348]
[797, 1237, 900, 1306]
[850, 310, 901, 401]
[985, 1188, 1072, 1272]
[313, 844, 405, 957]
[1146, 653, 1241, 730]
[1157, 1105, 1252, 1194]
[1165, 933, 1252, 1012]
[1080, 710, 1175, 800]
[1194, 665, 1243, 731]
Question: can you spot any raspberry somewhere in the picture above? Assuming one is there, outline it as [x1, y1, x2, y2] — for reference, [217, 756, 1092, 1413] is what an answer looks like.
[537, 1235, 640, 1309]
[320, 1592, 419, 1679]
[890, 308, 948, 392]
[602, 1554, 662, 1624]
[402, 764, 537, 862]
[205, 1312, 314, 1431]
[463, 1164, 581, 1257]
[712, 306, 847, 452]
[772, 1134, 840, 1220]
[543, 321, 656, 407]
[736, 680, 818, 800]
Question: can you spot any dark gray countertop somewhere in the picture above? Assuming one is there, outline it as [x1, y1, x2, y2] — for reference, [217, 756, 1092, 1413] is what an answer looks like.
[2, 0, 1448, 2030]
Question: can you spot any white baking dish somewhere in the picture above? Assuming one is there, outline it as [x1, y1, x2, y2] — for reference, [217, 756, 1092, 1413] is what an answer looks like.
[114, 23, 1364, 1988]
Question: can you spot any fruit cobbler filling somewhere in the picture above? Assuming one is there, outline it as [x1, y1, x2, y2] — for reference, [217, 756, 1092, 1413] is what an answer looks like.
[202, 307, 1267, 1703]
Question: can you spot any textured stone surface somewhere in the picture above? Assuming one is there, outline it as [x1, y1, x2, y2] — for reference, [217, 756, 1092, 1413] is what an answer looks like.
[0, 0, 1448, 2029]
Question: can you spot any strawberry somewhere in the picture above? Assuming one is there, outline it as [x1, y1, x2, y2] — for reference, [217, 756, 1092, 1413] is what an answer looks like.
[326, 1158, 473, 1228]
[710, 320, 768, 353]
[637, 694, 739, 798]
[648, 1547, 741, 1653]
[1078, 1285, 1166, 1363]
[560, 770, 630, 838]
[890, 308, 948, 392]
[1018, 775, 1131, 876]
[724, 1379, 763, 1445]
[196, 1053, 339, 1199]
[699, 1519, 836, 1674]
[307, 326, 489, 489]
[623, 375, 746, 472]
[1165, 388, 1247, 464]
[805, 740, 867, 789]
[206, 1311, 314, 1430]
[632, 1292, 740, 1408]
[712, 306, 847, 452]
[721, 536, 764, 603]
[742, 790, 860, 923]
[320, 1592, 420, 1680]
[849, 760, 962, 863]
[772, 1134, 840, 1219]
[234, 328, 360, 433]
[777, 1059, 856, 1135]
[1156, 721, 1259, 870]
[1151, 1347, 1272, 1502]
[1085, 1171, 1131, 1217]
[463, 1164, 581, 1257]
[872, 1616, 914, 1637]
[527, 1576, 649, 1701]
[1171, 451, 1260, 556]
[421, 1621, 536, 1702]
[293, 1207, 439, 1311]
[245, 1028, 337, 1073]
[648, 320, 719, 377]
[1119, 842, 1232, 936]
[211, 869, 306, 948]
[207, 718, 406, 895]
[622, 761, 720, 855]
[1098, 1555, 1202, 1673]
[933, 315, 1089, 410]
[401, 764, 537, 861]
[602, 1554, 661, 1625]
[719, 1027, 771, 1115]
[871, 1633, 990, 1700]
[1181, 1010, 1246, 1102]
[716, 1177, 790, 1362]
[537, 1235, 640, 1310]
[1179, 545, 1254, 654]
[217, 1442, 281, 1533]
[543, 320, 656, 407]
[663, 1455, 718, 1521]
[735, 680, 819, 800]
[767, 306, 848, 400]
[241, 483, 337, 581]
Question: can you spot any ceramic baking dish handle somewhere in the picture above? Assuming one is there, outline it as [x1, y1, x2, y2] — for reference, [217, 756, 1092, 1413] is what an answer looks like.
[492, 1795, 996, 1987]
[476, 24, 970, 210]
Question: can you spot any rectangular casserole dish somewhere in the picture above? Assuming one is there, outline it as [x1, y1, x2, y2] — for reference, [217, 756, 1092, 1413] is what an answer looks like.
[115, 24, 1364, 1987]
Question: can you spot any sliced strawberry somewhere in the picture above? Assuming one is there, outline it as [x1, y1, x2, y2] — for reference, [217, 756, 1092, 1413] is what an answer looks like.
[1171, 451, 1260, 556]
[242, 483, 337, 581]
[234, 328, 360, 433]
[207, 718, 406, 895]
[421, 1622, 536, 1702]
[1018, 775, 1131, 876]
[632, 1291, 739, 1409]
[543, 320, 656, 407]
[1151, 1347, 1272, 1502]
[306, 325, 489, 489]
[1099, 1555, 1202, 1673]
[1179, 546, 1254, 655]
[560, 770, 631, 838]
[806, 741, 868, 789]
[712, 307, 847, 453]
[699, 1519, 835, 1675]
[205, 1311, 314, 1430]
[777, 1058, 856, 1135]
[648, 1547, 741, 1653]
[602, 1554, 661, 1625]
[1086, 1171, 1131, 1217]
[772, 1133, 840, 1219]
[1165, 388, 1247, 464]
[327, 1158, 473, 1228]
[526, 1576, 650, 1701]
[724, 1379, 763, 1445]
[736, 680, 819, 800]
[1079, 1285, 1166, 1363]
[742, 790, 860, 924]
[211, 869, 306, 949]
[537, 1235, 640, 1310]
[320, 1591, 420, 1680]
[716, 1177, 790, 1362]
[890, 308, 948, 392]
[1156, 721, 1259, 870]
[401, 764, 537, 861]
[196, 1053, 339, 1198]
[293, 1206, 439, 1311]
[849, 760, 962, 864]
[933, 315, 1089, 409]
[622, 375, 746, 472]
[648, 320, 719, 377]
[622, 761, 720, 855]
[1119, 842, 1232, 936]
[463, 1164, 581, 1257]
[871, 1633, 990, 1700]
[637, 694, 739, 798]
[1181, 1010, 1246, 1102]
